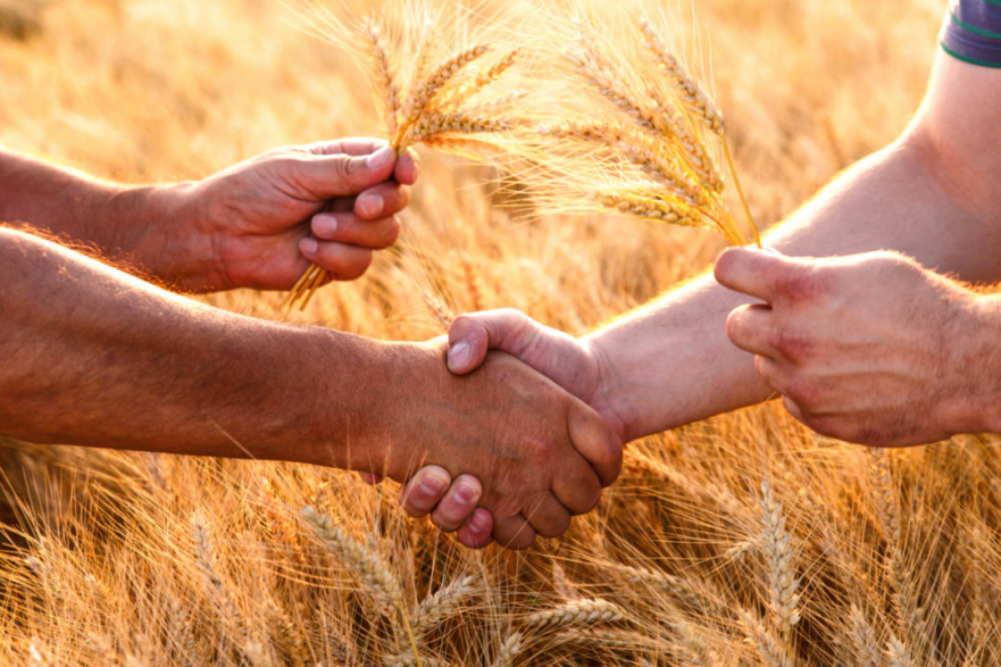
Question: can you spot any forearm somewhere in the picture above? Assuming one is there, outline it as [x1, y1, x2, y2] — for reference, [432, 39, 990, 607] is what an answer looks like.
[589, 132, 1001, 441]
[0, 149, 191, 269]
[0, 226, 398, 468]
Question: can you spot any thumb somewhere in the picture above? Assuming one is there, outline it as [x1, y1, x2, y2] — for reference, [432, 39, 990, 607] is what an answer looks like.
[295, 146, 398, 199]
[714, 245, 802, 303]
[567, 400, 623, 487]
[446, 308, 542, 376]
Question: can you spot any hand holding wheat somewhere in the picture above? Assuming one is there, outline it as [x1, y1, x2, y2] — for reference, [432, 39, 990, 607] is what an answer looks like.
[284, 7, 526, 310]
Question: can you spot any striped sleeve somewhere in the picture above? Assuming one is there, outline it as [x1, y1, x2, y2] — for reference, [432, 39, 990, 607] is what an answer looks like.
[941, 0, 1001, 67]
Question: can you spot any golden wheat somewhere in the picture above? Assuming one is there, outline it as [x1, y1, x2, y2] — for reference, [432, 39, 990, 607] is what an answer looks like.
[285, 4, 524, 310]
[522, 14, 760, 248]
[4, 0, 997, 665]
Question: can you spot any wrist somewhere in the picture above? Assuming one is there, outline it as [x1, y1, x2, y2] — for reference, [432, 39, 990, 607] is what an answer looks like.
[581, 335, 633, 442]
[295, 332, 439, 477]
[938, 293, 1001, 435]
[114, 181, 220, 290]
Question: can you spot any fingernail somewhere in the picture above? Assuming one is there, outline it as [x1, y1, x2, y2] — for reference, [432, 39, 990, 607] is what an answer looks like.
[467, 518, 485, 534]
[299, 237, 318, 256]
[447, 342, 470, 371]
[356, 193, 384, 217]
[455, 481, 477, 504]
[313, 215, 337, 238]
[418, 471, 448, 497]
[366, 146, 394, 169]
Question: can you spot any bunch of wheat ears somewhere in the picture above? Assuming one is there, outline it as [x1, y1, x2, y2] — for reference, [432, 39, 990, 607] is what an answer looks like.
[283, 3, 759, 310]
[285, 5, 528, 310]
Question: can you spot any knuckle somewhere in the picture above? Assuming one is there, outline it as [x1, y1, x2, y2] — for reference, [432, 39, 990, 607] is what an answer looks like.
[713, 247, 739, 280]
[577, 487, 602, 515]
[505, 533, 535, 550]
[802, 414, 849, 442]
[431, 509, 461, 532]
[347, 250, 374, 278]
[776, 265, 830, 303]
[786, 378, 824, 411]
[396, 185, 412, 208]
[384, 217, 402, 246]
[537, 515, 571, 539]
[774, 328, 815, 362]
[343, 156, 363, 180]
[724, 308, 745, 341]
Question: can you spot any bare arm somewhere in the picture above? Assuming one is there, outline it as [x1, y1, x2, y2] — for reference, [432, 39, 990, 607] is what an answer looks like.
[584, 51, 1001, 440]
[415, 50, 1001, 541]
[0, 226, 621, 548]
[0, 139, 418, 292]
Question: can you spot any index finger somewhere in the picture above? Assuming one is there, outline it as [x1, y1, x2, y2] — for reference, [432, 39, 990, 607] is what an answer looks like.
[305, 138, 392, 157]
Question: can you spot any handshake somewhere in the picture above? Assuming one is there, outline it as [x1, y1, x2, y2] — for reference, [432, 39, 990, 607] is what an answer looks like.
[369, 309, 625, 551]
[12, 135, 977, 554]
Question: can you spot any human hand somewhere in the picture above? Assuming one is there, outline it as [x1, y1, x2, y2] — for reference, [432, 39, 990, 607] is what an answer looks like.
[146, 138, 418, 292]
[372, 340, 622, 550]
[395, 310, 627, 548]
[714, 246, 991, 447]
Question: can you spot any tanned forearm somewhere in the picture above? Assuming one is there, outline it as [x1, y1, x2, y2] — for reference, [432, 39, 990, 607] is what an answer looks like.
[587, 53, 1001, 441]
[0, 226, 398, 468]
[0, 149, 189, 272]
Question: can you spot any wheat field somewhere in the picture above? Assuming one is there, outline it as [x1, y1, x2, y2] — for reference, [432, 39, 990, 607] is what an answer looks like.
[4, 0, 999, 665]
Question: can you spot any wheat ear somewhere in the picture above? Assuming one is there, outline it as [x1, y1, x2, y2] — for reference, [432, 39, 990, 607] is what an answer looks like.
[737, 608, 793, 667]
[410, 575, 480, 633]
[759, 477, 801, 645]
[849, 604, 881, 667]
[301, 506, 423, 667]
[363, 19, 401, 138]
[523, 598, 627, 631]
[885, 633, 916, 667]
[395, 44, 491, 147]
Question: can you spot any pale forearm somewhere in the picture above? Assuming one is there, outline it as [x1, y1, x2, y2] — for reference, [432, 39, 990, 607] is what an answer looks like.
[589, 131, 1001, 441]
[0, 227, 393, 468]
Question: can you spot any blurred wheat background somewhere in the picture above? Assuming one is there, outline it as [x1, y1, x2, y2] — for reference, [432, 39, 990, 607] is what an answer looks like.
[4, 0, 999, 665]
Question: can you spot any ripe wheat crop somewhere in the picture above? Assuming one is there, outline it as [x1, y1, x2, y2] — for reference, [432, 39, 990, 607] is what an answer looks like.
[3, 0, 998, 666]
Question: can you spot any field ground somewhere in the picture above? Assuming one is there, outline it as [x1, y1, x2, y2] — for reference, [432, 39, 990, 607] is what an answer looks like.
[5, 0, 1000, 665]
